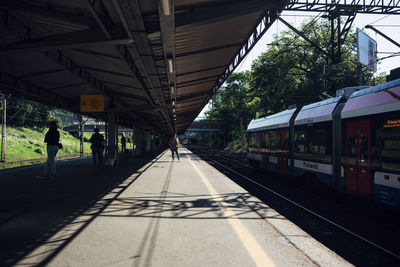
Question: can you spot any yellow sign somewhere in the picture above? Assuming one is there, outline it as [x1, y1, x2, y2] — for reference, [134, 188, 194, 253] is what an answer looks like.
[384, 119, 400, 128]
[80, 95, 104, 112]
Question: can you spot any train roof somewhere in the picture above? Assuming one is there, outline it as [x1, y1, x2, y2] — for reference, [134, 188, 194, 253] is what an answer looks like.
[342, 78, 400, 119]
[247, 108, 297, 132]
[294, 96, 342, 125]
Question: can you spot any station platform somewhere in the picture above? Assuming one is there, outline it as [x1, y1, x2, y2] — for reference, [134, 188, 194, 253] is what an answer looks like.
[0, 148, 350, 266]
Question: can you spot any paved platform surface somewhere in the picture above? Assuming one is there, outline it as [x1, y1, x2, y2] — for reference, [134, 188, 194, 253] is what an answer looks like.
[0, 148, 351, 266]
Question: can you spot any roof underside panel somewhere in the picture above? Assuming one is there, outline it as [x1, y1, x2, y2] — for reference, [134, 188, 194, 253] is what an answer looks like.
[0, 0, 284, 134]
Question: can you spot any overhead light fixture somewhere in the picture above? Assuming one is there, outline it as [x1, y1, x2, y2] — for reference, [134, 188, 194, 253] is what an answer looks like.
[170, 85, 175, 95]
[172, 100, 175, 106]
[173, 108, 176, 113]
[168, 58, 173, 73]
[162, 0, 170, 16]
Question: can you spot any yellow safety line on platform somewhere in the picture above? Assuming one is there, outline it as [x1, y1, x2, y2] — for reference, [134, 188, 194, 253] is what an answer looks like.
[188, 156, 275, 267]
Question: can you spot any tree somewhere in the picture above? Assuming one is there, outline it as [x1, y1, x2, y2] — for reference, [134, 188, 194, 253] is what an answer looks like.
[5, 95, 54, 128]
[206, 71, 259, 143]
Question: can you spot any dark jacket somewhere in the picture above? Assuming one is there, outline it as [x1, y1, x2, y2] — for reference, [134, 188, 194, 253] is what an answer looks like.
[90, 133, 104, 148]
[44, 129, 60, 146]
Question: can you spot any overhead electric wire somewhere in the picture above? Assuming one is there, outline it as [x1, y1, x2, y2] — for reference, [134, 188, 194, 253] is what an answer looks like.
[369, 15, 391, 25]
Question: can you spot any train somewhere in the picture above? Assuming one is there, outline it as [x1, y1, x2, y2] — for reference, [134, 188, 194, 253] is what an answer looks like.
[247, 78, 400, 209]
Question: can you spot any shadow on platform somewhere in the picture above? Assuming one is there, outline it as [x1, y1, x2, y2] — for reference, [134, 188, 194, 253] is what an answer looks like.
[0, 150, 165, 266]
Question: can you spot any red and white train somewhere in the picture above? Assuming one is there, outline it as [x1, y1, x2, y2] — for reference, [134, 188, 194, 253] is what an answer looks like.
[247, 78, 400, 208]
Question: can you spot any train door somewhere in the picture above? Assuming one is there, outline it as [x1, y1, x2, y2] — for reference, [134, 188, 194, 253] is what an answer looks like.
[345, 121, 372, 199]
[278, 157, 288, 176]
[357, 121, 371, 199]
[278, 130, 288, 176]
[262, 153, 269, 170]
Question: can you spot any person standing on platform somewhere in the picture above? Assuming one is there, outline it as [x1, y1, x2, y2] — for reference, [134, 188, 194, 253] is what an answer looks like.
[121, 134, 126, 152]
[169, 133, 180, 161]
[38, 121, 60, 178]
[90, 128, 104, 166]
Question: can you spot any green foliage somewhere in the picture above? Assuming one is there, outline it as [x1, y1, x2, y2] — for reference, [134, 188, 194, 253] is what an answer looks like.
[2, 126, 91, 163]
[224, 139, 247, 153]
[5, 95, 54, 128]
[206, 72, 259, 143]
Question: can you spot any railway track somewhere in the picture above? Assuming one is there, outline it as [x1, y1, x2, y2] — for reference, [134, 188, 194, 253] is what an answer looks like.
[189, 147, 400, 266]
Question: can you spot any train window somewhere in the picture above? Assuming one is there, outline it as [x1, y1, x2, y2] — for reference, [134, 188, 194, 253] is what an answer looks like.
[308, 129, 327, 155]
[295, 131, 307, 153]
[251, 133, 260, 148]
[377, 123, 400, 172]
[348, 137, 356, 157]
[359, 137, 369, 163]
[264, 132, 270, 148]
[270, 131, 277, 149]
[278, 129, 289, 150]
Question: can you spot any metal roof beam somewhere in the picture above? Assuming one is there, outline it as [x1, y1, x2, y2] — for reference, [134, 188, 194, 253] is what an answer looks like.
[147, 0, 277, 36]
[0, 28, 132, 54]
[17, 69, 64, 79]
[177, 65, 226, 77]
[0, 0, 96, 27]
[82, 66, 133, 78]
[48, 83, 86, 92]
[46, 50, 120, 104]
[176, 42, 242, 58]
[0, 70, 75, 110]
[176, 91, 209, 102]
[177, 79, 216, 89]
[178, 75, 220, 87]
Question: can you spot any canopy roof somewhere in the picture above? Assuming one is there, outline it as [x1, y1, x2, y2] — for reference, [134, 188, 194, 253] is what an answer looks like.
[0, 0, 285, 134]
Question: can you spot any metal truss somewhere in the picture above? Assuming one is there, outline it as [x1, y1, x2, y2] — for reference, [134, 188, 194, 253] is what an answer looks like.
[0, 70, 75, 110]
[211, 8, 280, 94]
[284, 0, 400, 64]
[285, 0, 400, 14]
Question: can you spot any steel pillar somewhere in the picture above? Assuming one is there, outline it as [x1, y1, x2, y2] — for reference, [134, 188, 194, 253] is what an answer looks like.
[133, 129, 142, 157]
[1, 96, 6, 162]
[106, 110, 118, 163]
[146, 131, 151, 152]
[79, 115, 84, 157]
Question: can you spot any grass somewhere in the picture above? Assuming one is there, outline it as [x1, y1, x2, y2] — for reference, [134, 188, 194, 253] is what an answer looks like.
[1, 127, 92, 169]
[224, 138, 248, 153]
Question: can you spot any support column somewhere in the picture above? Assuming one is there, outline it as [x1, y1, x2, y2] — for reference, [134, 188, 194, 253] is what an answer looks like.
[106, 110, 118, 164]
[146, 131, 151, 152]
[1, 95, 6, 162]
[133, 129, 142, 157]
[79, 115, 84, 157]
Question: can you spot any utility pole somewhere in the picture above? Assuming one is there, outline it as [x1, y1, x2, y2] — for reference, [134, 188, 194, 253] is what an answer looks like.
[1, 95, 6, 162]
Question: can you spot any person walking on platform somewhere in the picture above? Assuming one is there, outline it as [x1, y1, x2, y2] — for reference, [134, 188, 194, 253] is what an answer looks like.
[169, 133, 180, 161]
[90, 128, 104, 166]
[38, 121, 60, 179]
[121, 134, 126, 153]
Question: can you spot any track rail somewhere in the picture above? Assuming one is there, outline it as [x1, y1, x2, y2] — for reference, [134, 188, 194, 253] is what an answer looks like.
[193, 148, 400, 262]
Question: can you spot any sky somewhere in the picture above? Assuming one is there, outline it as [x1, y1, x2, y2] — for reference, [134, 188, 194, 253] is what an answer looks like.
[196, 11, 400, 120]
